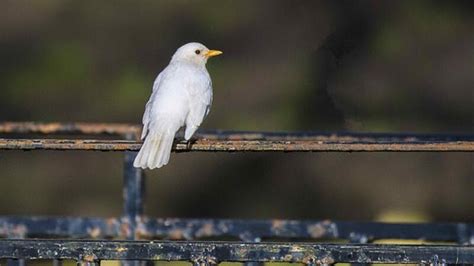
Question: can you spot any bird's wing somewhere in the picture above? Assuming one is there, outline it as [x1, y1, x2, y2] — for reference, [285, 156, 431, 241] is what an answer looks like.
[140, 71, 164, 140]
[184, 78, 213, 140]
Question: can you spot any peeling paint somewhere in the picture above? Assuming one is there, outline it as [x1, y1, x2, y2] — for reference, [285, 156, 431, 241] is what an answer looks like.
[0, 217, 472, 243]
[116, 247, 127, 252]
[195, 223, 215, 238]
[0, 239, 471, 264]
[87, 227, 101, 238]
[82, 254, 97, 262]
[1, 138, 472, 151]
[307, 221, 334, 238]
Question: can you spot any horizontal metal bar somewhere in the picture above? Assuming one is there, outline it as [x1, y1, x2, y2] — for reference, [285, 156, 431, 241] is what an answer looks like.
[0, 239, 472, 263]
[0, 138, 472, 152]
[2, 122, 472, 151]
[1, 217, 472, 243]
[0, 122, 140, 137]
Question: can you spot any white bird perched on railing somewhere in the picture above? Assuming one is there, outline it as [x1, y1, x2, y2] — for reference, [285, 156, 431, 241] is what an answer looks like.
[133, 42, 222, 169]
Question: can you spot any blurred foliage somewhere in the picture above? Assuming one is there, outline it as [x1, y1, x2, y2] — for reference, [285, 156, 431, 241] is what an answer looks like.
[0, 1, 473, 222]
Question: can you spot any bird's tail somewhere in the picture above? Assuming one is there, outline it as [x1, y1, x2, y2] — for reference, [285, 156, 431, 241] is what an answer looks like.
[133, 123, 177, 169]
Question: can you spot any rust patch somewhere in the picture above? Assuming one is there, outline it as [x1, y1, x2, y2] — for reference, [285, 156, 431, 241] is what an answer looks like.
[195, 223, 215, 238]
[10, 224, 27, 238]
[283, 254, 293, 261]
[271, 219, 286, 233]
[168, 229, 185, 240]
[87, 227, 101, 238]
[193, 256, 218, 266]
[206, 257, 217, 265]
[120, 222, 131, 239]
[302, 256, 316, 265]
[307, 221, 333, 238]
[317, 256, 335, 265]
[135, 221, 149, 239]
[116, 247, 128, 252]
[82, 254, 97, 262]
[106, 218, 119, 227]
[289, 245, 305, 252]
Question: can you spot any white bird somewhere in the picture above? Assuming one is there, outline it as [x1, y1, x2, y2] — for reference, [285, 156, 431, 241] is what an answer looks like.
[133, 42, 222, 169]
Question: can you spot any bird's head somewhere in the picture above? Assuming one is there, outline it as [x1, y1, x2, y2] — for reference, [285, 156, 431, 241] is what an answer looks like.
[171, 42, 222, 66]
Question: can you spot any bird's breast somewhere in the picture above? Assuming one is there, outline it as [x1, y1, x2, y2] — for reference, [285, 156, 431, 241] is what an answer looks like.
[150, 65, 211, 122]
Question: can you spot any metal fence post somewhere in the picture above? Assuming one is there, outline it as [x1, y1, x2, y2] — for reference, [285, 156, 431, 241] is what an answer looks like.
[122, 133, 146, 266]
[350, 233, 369, 266]
[7, 259, 25, 266]
[123, 148, 144, 225]
[6, 228, 26, 266]
[241, 234, 264, 266]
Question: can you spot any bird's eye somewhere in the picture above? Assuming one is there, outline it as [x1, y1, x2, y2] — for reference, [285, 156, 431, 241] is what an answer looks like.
[195, 50, 201, 55]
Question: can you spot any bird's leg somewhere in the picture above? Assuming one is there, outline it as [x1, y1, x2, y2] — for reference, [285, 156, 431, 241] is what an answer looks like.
[174, 127, 186, 149]
[186, 139, 193, 150]
[185, 135, 197, 150]
[176, 127, 195, 150]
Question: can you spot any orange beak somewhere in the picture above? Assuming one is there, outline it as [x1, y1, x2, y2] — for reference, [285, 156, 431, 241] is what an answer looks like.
[205, 50, 223, 58]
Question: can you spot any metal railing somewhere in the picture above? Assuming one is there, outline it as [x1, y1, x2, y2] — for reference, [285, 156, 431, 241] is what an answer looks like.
[1, 122, 473, 152]
[0, 122, 473, 265]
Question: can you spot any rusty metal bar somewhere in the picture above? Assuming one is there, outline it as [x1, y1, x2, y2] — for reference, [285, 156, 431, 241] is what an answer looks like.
[1, 122, 473, 151]
[0, 138, 472, 152]
[0, 239, 473, 264]
[0, 217, 472, 243]
[0, 122, 140, 137]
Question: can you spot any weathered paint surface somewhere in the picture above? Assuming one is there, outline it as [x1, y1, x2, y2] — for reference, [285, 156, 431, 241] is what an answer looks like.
[1, 122, 473, 152]
[0, 138, 473, 152]
[0, 122, 140, 137]
[0, 239, 472, 263]
[0, 217, 472, 243]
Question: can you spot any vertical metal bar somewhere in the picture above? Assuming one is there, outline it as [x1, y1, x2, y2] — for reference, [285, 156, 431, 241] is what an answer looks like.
[430, 255, 447, 266]
[123, 149, 145, 224]
[7, 259, 25, 266]
[77, 261, 100, 266]
[241, 235, 263, 266]
[349, 233, 369, 266]
[456, 223, 468, 244]
[243, 263, 262, 266]
[121, 133, 146, 266]
[7, 231, 26, 266]
[193, 259, 210, 266]
[53, 259, 63, 266]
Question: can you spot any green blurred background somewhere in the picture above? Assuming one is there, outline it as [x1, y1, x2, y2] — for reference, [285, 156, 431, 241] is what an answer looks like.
[0, 0, 473, 222]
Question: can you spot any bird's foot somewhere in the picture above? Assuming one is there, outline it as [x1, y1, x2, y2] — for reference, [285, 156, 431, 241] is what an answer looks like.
[186, 139, 197, 150]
